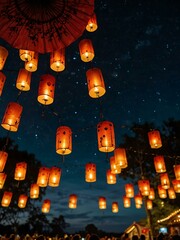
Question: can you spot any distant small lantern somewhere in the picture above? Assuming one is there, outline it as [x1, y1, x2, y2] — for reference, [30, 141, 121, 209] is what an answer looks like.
[30, 183, 39, 199]
[48, 167, 61, 187]
[1, 102, 23, 132]
[138, 179, 150, 196]
[99, 197, 106, 209]
[0, 172, 7, 189]
[86, 68, 106, 98]
[37, 167, 50, 187]
[69, 194, 78, 209]
[123, 196, 131, 208]
[110, 156, 121, 174]
[146, 199, 153, 210]
[134, 193, 143, 205]
[1, 191, 12, 207]
[172, 179, 180, 193]
[14, 162, 27, 181]
[85, 162, 96, 182]
[19, 49, 34, 62]
[0, 71, 6, 96]
[168, 187, 176, 199]
[97, 121, 115, 153]
[135, 204, 142, 209]
[79, 39, 94, 62]
[18, 194, 28, 208]
[174, 164, 180, 180]
[86, 13, 98, 32]
[112, 202, 119, 213]
[158, 185, 167, 198]
[125, 183, 134, 198]
[106, 169, 116, 184]
[148, 188, 155, 200]
[148, 130, 162, 149]
[56, 126, 72, 155]
[25, 52, 38, 72]
[50, 48, 65, 72]
[42, 199, 51, 213]
[0, 46, 8, 70]
[114, 147, 128, 169]
[160, 173, 170, 189]
[0, 151, 8, 172]
[16, 68, 32, 91]
[154, 155, 166, 173]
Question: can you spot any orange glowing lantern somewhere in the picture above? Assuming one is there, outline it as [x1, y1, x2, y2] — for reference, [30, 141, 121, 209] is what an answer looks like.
[158, 185, 167, 198]
[106, 169, 116, 184]
[154, 155, 166, 173]
[138, 179, 150, 196]
[97, 121, 115, 152]
[1, 102, 23, 132]
[148, 130, 162, 149]
[146, 199, 153, 210]
[135, 204, 142, 209]
[85, 162, 96, 182]
[42, 199, 51, 213]
[99, 197, 106, 209]
[174, 164, 180, 180]
[134, 193, 143, 205]
[168, 187, 176, 199]
[56, 126, 72, 155]
[25, 52, 38, 72]
[125, 183, 134, 198]
[14, 162, 27, 181]
[48, 167, 61, 187]
[172, 179, 180, 193]
[19, 49, 34, 62]
[86, 68, 106, 98]
[0, 46, 8, 70]
[110, 156, 121, 174]
[112, 202, 119, 213]
[123, 196, 131, 208]
[30, 183, 39, 199]
[160, 173, 170, 189]
[50, 48, 65, 72]
[148, 188, 155, 200]
[37, 167, 50, 187]
[18, 194, 28, 208]
[0, 151, 8, 172]
[1, 191, 12, 207]
[16, 68, 32, 91]
[86, 13, 98, 32]
[114, 147, 128, 169]
[69, 194, 78, 209]
[0, 172, 7, 189]
[79, 39, 94, 62]
[0, 71, 6, 96]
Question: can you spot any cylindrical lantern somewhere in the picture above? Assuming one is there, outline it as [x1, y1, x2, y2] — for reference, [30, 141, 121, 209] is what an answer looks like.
[37, 167, 50, 187]
[50, 48, 65, 72]
[86, 13, 98, 32]
[16, 68, 32, 91]
[154, 156, 166, 173]
[19, 49, 35, 62]
[1, 102, 23, 132]
[99, 197, 106, 209]
[86, 68, 106, 98]
[0, 46, 8, 70]
[134, 193, 143, 205]
[125, 183, 134, 198]
[0, 151, 8, 172]
[172, 179, 180, 193]
[85, 162, 96, 182]
[114, 147, 128, 169]
[148, 188, 155, 200]
[0, 172, 7, 189]
[138, 179, 150, 196]
[18, 194, 28, 208]
[168, 187, 176, 199]
[158, 185, 167, 198]
[25, 52, 38, 72]
[14, 162, 27, 181]
[148, 130, 162, 149]
[1, 191, 12, 207]
[110, 156, 121, 174]
[79, 39, 94, 62]
[174, 164, 180, 180]
[56, 126, 72, 155]
[69, 194, 78, 209]
[42, 199, 51, 213]
[112, 202, 119, 213]
[146, 199, 153, 210]
[48, 167, 61, 187]
[106, 169, 116, 184]
[0, 71, 6, 96]
[30, 183, 39, 199]
[123, 196, 131, 208]
[160, 173, 170, 189]
[97, 121, 115, 152]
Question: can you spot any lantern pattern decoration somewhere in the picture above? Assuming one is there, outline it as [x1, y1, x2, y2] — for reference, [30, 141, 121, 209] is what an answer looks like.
[97, 121, 115, 153]
[0, 151, 8, 172]
[79, 39, 94, 62]
[16, 68, 32, 91]
[172, 179, 180, 193]
[19, 49, 35, 62]
[125, 183, 134, 198]
[99, 197, 106, 209]
[168, 187, 176, 199]
[69, 194, 78, 209]
[148, 130, 162, 149]
[48, 166, 61, 187]
[112, 202, 119, 213]
[86, 68, 106, 98]
[138, 179, 150, 196]
[30, 183, 39, 199]
[86, 13, 98, 32]
[174, 164, 180, 180]
[85, 162, 96, 182]
[25, 52, 38, 72]
[42, 199, 51, 213]
[50, 48, 65, 72]
[154, 155, 166, 173]
[160, 173, 170, 189]
[114, 147, 128, 169]
[158, 185, 167, 199]
[0, 46, 8, 70]
[37, 167, 50, 187]
[0, 172, 7, 189]
[1, 191, 13, 207]
[1, 102, 23, 132]
[106, 169, 116, 184]
[146, 199, 153, 210]
[18, 194, 28, 208]
[56, 126, 72, 155]
[0, 71, 6, 96]
[110, 156, 121, 174]
[14, 162, 27, 181]
[123, 196, 131, 208]
[148, 188, 155, 200]
[134, 193, 143, 205]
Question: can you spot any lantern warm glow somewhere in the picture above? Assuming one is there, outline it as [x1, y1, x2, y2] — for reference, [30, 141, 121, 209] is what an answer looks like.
[0, 71, 6, 96]
[148, 188, 155, 200]
[114, 147, 128, 169]
[19, 49, 34, 62]
[172, 179, 180, 193]
[86, 68, 106, 98]
[168, 187, 176, 199]
[14, 162, 27, 181]
[85, 162, 96, 182]
[174, 164, 180, 180]
[1, 102, 23, 132]
[138, 179, 150, 196]
[18, 194, 28, 208]
[79, 39, 94, 62]
[37, 167, 50, 187]
[42, 199, 51, 213]
[86, 13, 98, 32]
[69, 194, 78, 209]
[123, 196, 131, 208]
[0, 46, 8, 70]
[134, 193, 143, 205]
[125, 183, 134, 198]
[110, 156, 121, 174]
[0, 173, 7, 189]
[106, 169, 116, 184]
[50, 48, 65, 72]
[99, 197, 106, 209]
[112, 202, 119, 213]
[56, 126, 72, 155]
[160, 173, 170, 189]
[30, 183, 39, 199]
[135, 204, 142, 209]
[154, 155, 166, 173]
[0, 151, 8, 172]
[158, 185, 167, 198]
[16, 68, 32, 91]
[48, 167, 61, 187]
[148, 130, 162, 149]
[25, 52, 38, 72]
[97, 121, 115, 152]
[1, 191, 12, 207]
[146, 199, 153, 210]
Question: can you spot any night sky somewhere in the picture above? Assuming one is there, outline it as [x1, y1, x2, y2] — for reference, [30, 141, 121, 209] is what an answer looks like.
[0, 0, 180, 234]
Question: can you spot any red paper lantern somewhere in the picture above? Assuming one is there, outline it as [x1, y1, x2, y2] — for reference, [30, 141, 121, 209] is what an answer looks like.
[174, 164, 180, 180]
[110, 156, 121, 174]
[106, 169, 116, 184]
[19, 49, 34, 62]
[0, 46, 8, 70]
[25, 52, 38, 72]
[99, 197, 106, 209]
[0, 172, 7, 189]
[50, 48, 65, 72]
[48, 167, 61, 187]
[160, 173, 170, 189]
[148, 130, 162, 149]
[42, 199, 51, 213]
[148, 188, 155, 200]
[146, 199, 153, 210]
[0, 151, 8, 172]
[16, 68, 32, 91]
[138, 179, 150, 196]
[69, 194, 78, 209]
[18, 194, 28, 208]
[125, 183, 134, 198]
[14, 162, 27, 181]
[134, 193, 143, 205]
[85, 162, 96, 182]
[30, 183, 39, 199]
[172, 179, 180, 193]
[154, 155, 166, 173]
[114, 147, 128, 169]
[56, 126, 72, 155]
[168, 187, 176, 199]
[158, 185, 167, 198]
[0, 71, 6, 96]
[37, 167, 50, 187]
[112, 202, 119, 213]
[1, 191, 12, 207]
[123, 196, 131, 208]
[79, 39, 94, 62]
[86, 13, 98, 32]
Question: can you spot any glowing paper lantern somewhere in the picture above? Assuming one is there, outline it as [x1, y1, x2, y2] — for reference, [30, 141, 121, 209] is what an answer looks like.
[168, 187, 176, 199]
[154, 155, 166, 173]
[0, 151, 8, 172]
[110, 156, 121, 174]
[69, 194, 78, 209]
[174, 164, 180, 180]
[79, 39, 94, 62]
[97, 121, 115, 152]
[123, 196, 131, 208]
[148, 130, 162, 149]
[146, 199, 153, 210]
[125, 183, 134, 198]
[172, 179, 180, 193]
[160, 173, 170, 189]
[148, 188, 155, 200]
[0, 46, 8, 70]
[0, 172, 7, 189]
[138, 179, 150, 196]
[134, 193, 143, 205]
[16, 68, 32, 91]
[1, 102, 23, 132]
[0, 71, 6, 96]
[50, 48, 65, 72]
[114, 147, 128, 169]
[112, 202, 119, 213]
[14, 162, 27, 181]
[56, 126, 72, 155]
[18, 194, 28, 208]
[42, 199, 51, 213]
[48, 167, 61, 187]
[158, 185, 167, 198]
[106, 169, 116, 184]
[19, 49, 34, 62]
[86, 68, 106, 98]
[25, 52, 38, 72]
[86, 13, 98, 32]
[1, 191, 12, 207]
[99, 197, 106, 209]
[37, 167, 50, 187]
[30, 183, 39, 199]
[85, 162, 96, 182]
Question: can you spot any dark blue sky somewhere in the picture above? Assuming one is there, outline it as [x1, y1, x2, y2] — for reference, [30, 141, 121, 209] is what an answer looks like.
[0, 0, 180, 234]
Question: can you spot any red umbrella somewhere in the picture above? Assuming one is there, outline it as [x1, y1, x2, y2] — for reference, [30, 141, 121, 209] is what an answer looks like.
[0, 0, 94, 53]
